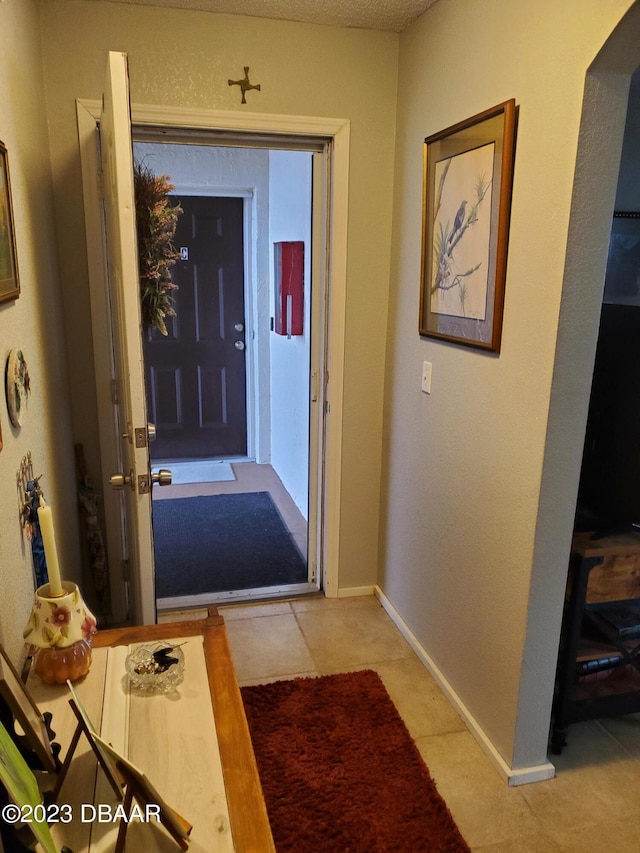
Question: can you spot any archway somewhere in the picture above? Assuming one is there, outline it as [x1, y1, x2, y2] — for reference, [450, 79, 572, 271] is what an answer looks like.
[518, 0, 640, 771]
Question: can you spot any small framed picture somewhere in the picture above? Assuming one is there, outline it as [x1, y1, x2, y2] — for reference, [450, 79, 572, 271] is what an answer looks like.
[419, 100, 517, 353]
[64, 680, 123, 799]
[93, 732, 192, 846]
[0, 141, 20, 304]
[0, 644, 56, 772]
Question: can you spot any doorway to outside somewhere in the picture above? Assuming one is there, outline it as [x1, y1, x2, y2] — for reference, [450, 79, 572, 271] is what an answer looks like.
[134, 139, 320, 611]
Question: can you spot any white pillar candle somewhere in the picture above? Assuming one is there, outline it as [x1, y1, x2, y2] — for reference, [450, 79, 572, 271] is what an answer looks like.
[38, 502, 64, 597]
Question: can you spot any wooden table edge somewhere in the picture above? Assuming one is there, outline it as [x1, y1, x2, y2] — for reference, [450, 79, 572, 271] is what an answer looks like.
[203, 626, 276, 853]
[91, 612, 275, 853]
[91, 612, 224, 648]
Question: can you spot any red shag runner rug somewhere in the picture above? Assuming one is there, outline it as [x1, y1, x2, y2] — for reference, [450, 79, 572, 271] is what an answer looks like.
[241, 669, 470, 852]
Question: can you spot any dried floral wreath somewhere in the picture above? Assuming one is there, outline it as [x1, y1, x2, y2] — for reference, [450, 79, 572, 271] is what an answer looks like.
[133, 161, 182, 336]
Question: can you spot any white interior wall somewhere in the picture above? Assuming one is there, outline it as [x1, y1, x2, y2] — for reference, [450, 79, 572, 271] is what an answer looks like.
[268, 150, 312, 517]
[382, 0, 636, 780]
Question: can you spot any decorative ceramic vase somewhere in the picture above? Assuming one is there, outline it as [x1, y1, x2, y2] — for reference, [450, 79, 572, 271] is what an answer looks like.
[23, 581, 97, 684]
[32, 640, 93, 685]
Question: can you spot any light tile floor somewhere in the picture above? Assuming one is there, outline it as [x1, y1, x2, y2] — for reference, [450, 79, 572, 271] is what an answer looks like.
[214, 595, 640, 853]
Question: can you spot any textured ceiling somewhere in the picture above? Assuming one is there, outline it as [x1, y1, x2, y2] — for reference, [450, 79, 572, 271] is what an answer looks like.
[90, 0, 439, 32]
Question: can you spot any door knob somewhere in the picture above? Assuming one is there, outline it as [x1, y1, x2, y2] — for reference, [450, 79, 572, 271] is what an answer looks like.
[109, 470, 134, 491]
[147, 423, 157, 443]
[234, 340, 245, 350]
[151, 469, 172, 487]
[234, 322, 244, 332]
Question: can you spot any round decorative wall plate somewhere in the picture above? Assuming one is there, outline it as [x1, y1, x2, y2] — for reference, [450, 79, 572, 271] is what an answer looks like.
[6, 348, 30, 428]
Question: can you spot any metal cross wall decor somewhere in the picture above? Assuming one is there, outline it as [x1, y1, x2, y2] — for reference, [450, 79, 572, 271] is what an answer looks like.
[228, 67, 261, 104]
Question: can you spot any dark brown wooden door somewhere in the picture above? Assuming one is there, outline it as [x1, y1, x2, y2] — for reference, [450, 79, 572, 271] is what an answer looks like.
[145, 195, 247, 459]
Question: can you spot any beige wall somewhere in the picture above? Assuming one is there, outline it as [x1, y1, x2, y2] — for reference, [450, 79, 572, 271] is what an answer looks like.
[0, 0, 79, 664]
[382, 0, 636, 773]
[38, 0, 399, 595]
[4, 0, 638, 777]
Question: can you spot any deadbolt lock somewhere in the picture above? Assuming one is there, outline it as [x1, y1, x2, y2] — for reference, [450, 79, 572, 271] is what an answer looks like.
[135, 424, 157, 448]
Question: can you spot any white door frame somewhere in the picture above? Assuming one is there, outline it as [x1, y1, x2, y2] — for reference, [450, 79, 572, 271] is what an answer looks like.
[77, 100, 349, 620]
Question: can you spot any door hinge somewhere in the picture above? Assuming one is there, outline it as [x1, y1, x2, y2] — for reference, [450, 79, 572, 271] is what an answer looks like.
[97, 169, 105, 200]
[311, 369, 319, 403]
[110, 379, 119, 405]
[122, 559, 130, 580]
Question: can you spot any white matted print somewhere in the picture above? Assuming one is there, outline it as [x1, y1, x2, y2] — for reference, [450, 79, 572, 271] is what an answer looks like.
[431, 143, 495, 321]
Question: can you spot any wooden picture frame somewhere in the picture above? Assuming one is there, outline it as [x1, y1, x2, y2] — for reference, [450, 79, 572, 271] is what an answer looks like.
[0, 141, 20, 304]
[419, 99, 517, 353]
[55, 682, 123, 801]
[0, 645, 56, 772]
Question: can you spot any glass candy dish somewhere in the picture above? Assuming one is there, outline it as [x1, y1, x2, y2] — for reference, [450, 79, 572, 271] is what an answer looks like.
[124, 642, 185, 692]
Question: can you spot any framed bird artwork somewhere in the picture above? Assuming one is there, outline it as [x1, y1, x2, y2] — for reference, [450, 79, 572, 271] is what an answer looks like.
[419, 100, 517, 353]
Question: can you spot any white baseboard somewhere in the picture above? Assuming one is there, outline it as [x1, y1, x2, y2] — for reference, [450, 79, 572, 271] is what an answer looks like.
[337, 585, 377, 598]
[374, 586, 556, 787]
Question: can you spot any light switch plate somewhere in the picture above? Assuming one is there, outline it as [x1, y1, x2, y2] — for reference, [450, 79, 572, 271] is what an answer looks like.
[421, 361, 432, 394]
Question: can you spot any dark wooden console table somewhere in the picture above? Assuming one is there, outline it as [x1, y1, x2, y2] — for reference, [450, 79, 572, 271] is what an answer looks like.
[551, 531, 640, 754]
